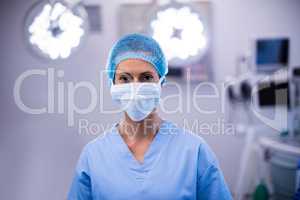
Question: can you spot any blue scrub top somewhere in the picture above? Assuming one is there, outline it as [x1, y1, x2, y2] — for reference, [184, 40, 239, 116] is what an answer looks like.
[68, 120, 232, 200]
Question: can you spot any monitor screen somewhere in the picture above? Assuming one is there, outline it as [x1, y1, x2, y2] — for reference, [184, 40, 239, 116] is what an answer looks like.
[255, 38, 289, 71]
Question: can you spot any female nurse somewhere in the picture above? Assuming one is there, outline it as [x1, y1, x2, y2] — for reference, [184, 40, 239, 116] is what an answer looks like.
[68, 33, 232, 200]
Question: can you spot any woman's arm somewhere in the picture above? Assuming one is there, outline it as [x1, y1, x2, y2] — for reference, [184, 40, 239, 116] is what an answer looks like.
[197, 141, 232, 200]
[68, 146, 93, 200]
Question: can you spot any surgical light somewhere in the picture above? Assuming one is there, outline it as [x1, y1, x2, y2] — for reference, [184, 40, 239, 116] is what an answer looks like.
[25, 1, 88, 60]
[150, 6, 207, 65]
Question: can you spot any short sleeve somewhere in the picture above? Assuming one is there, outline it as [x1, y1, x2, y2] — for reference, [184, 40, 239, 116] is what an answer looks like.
[196, 140, 232, 200]
[68, 146, 93, 200]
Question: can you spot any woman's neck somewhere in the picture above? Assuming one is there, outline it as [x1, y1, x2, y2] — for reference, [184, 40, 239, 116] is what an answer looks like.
[118, 112, 162, 141]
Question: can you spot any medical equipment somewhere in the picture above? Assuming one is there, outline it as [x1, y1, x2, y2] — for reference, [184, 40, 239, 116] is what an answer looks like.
[25, 0, 88, 60]
[253, 38, 289, 74]
[260, 137, 300, 200]
[296, 160, 300, 193]
[226, 55, 252, 104]
[257, 81, 289, 107]
[226, 54, 254, 131]
[233, 37, 300, 200]
[149, 2, 208, 66]
[289, 67, 300, 140]
[118, 1, 212, 81]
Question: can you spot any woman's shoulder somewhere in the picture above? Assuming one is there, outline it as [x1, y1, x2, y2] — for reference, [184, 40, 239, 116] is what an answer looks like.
[164, 120, 208, 147]
[166, 120, 218, 165]
[80, 124, 118, 154]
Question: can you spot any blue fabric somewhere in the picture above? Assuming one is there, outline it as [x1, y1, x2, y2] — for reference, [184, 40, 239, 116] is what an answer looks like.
[106, 33, 168, 83]
[68, 120, 232, 200]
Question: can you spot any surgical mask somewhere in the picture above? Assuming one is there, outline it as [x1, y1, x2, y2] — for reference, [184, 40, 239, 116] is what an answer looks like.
[110, 77, 164, 122]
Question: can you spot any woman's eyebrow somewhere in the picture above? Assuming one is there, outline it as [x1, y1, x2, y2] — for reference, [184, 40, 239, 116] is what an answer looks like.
[117, 72, 132, 77]
[140, 71, 155, 75]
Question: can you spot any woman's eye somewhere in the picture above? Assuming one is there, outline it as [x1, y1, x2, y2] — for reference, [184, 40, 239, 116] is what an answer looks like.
[119, 75, 132, 83]
[141, 74, 154, 82]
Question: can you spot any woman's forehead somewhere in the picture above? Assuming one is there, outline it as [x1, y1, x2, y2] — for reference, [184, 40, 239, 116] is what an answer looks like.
[116, 59, 157, 74]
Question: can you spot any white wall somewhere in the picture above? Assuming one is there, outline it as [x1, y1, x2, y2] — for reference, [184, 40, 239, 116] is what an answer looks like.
[0, 0, 299, 199]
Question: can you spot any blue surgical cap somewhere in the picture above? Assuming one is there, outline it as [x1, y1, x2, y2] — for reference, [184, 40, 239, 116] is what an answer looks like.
[106, 33, 168, 83]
